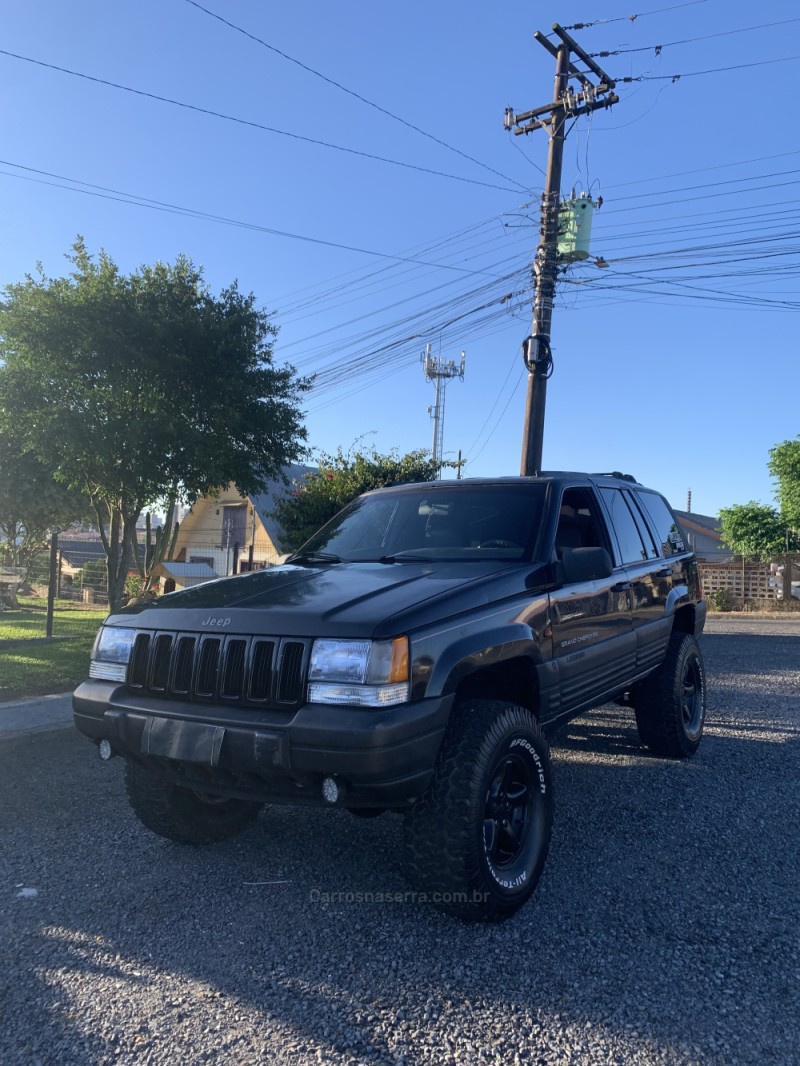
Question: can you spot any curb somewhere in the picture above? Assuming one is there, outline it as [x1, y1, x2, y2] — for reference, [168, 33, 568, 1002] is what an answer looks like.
[0, 692, 75, 736]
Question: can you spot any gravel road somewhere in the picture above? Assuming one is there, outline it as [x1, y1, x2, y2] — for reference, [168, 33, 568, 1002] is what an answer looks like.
[1, 616, 798, 1065]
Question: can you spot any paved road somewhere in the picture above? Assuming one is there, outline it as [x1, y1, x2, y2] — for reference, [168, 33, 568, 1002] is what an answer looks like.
[1, 618, 799, 1064]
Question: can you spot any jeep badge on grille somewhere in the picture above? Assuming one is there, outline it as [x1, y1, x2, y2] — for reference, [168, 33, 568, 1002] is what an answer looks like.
[201, 617, 231, 627]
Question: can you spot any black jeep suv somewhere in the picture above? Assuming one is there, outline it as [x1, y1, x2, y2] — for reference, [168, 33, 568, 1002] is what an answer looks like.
[74, 472, 707, 922]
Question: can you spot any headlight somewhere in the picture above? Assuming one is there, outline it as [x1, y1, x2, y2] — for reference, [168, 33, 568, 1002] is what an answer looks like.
[89, 626, 137, 682]
[308, 637, 409, 707]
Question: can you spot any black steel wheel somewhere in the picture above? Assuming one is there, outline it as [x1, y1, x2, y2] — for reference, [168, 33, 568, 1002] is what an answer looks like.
[634, 632, 706, 758]
[403, 699, 553, 922]
[484, 750, 537, 878]
[124, 760, 263, 844]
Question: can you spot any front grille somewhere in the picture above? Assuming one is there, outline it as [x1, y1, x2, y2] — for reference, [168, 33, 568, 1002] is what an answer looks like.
[127, 630, 309, 709]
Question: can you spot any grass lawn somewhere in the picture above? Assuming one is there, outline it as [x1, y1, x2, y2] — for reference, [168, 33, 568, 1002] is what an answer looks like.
[0, 599, 107, 640]
[0, 601, 107, 701]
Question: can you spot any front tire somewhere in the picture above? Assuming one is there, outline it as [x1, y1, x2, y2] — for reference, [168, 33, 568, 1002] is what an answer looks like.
[403, 700, 553, 922]
[634, 632, 706, 758]
[124, 760, 263, 844]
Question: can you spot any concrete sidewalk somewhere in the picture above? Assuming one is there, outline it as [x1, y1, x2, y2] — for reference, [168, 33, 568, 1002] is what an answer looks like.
[0, 693, 74, 736]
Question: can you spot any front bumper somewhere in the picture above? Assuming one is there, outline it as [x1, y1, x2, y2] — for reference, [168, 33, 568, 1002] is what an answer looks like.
[73, 680, 453, 808]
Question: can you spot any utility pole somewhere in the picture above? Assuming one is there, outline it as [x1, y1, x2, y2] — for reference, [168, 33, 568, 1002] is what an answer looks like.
[421, 344, 465, 468]
[504, 24, 618, 475]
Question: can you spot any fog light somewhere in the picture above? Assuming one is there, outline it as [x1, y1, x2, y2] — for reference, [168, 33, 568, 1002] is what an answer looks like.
[322, 776, 339, 804]
[98, 739, 113, 761]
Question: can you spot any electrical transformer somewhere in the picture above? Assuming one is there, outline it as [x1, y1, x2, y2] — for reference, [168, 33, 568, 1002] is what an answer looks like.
[557, 194, 596, 261]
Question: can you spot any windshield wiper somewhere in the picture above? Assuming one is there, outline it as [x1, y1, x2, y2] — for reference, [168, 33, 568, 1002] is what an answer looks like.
[286, 551, 343, 565]
[378, 553, 435, 563]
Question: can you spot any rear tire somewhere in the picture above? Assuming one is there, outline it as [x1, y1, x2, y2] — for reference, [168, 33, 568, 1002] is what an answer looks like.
[634, 632, 706, 758]
[124, 760, 262, 844]
[403, 699, 553, 922]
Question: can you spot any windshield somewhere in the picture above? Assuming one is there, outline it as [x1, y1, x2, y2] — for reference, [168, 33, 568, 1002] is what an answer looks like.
[293, 484, 547, 562]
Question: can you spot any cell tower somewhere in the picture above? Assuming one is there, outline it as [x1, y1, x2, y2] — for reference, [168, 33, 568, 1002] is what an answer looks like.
[421, 343, 465, 466]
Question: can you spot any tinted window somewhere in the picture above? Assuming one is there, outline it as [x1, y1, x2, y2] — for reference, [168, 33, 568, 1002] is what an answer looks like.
[555, 488, 607, 557]
[600, 488, 648, 565]
[299, 484, 548, 561]
[636, 492, 687, 556]
[625, 491, 659, 559]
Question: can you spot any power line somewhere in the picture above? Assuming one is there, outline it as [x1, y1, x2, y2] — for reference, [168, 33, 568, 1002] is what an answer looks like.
[0, 48, 521, 193]
[591, 16, 800, 56]
[183, 0, 529, 192]
[627, 54, 800, 82]
[605, 148, 800, 191]
[0, 158, 506, 274]
[464, 350, 521, 459]
[273, 203, 535, 311]
[561, 1, 708, 30]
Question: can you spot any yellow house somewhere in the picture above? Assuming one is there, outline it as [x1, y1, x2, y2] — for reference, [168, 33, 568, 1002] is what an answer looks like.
[171, 465, 313, 580]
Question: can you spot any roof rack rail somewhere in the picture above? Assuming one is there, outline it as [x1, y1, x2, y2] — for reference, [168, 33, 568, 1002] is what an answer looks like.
[592, 471, 640, 483]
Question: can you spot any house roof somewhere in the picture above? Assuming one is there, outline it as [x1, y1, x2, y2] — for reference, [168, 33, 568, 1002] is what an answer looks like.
[674, 510, 720, 536]
[155, 562, 218, 580]
[249, 464, 316, 550]
[57, 539, 107, 566]
[673, 510, 731, 558]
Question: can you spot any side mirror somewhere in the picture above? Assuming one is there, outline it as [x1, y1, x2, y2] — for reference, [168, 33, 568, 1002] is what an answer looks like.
[560, 546, 613, 583]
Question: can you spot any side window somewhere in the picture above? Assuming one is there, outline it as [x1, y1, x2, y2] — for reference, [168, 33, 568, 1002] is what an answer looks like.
[554, 488, 607, 557]
[636, 492, 687, 557]
[189, 556, 214, 567]
[625, 491, 659, 559]
[600, 488, 648, 565]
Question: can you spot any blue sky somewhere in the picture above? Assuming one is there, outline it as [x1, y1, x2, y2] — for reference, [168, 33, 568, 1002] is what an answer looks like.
[1, 0, 798, 518]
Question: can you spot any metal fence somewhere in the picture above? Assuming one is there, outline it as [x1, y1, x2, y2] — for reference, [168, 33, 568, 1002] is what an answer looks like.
[30, 544, 109, 606]
[31, 537, 282, 606]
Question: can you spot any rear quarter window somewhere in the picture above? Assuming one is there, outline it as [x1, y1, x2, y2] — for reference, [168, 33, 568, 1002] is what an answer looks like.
[636, 492, 687, 556]
[599, 487, 648, 564]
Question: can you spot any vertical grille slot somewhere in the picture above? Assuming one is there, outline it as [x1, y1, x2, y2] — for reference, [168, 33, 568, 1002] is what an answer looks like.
[172, 636, 196, 695]
[249, 640, 275, 701]
[123, 628, 307, 709]
[128, 634, 151, 688]
[196, 637, 221, 697]
[277, 641, 305, 703]
[221, 639, 248, 700]
[150, 634, 174, 691]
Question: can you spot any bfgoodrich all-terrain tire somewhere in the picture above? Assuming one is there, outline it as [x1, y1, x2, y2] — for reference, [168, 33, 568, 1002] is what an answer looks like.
[124, 760, 263, 844]
[403, 700, 553, 922]
[634, 632, 706, 758]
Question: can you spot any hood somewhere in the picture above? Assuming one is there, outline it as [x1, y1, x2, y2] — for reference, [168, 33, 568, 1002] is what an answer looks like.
[111, 560, 548, 639]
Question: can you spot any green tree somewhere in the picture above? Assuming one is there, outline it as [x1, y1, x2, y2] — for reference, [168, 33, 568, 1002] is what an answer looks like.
[718, 502, 795, 557]
[768, 436, 800, 533]
[274, 446, 451, 551]
[0, 239, 309, 610]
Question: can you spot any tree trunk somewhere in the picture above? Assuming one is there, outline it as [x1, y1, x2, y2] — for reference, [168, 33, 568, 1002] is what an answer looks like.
[95, 499, 134, 613]
[0, 586, 19, 609]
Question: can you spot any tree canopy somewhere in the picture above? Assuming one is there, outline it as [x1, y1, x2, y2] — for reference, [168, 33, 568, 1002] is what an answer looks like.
[274, 446, 450, 551]
[768, 436, 800, 532]
[718, 502, 795, 557]
[0, 239, 309, 609]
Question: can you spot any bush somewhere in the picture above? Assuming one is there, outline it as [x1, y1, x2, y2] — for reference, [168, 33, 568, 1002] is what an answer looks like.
[709, 588, 736, 612]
